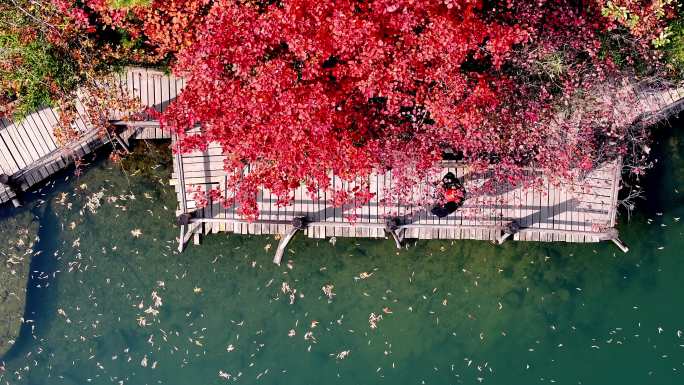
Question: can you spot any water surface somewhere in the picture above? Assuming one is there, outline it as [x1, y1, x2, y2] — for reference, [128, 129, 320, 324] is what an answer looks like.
[1, 124, 684, 385]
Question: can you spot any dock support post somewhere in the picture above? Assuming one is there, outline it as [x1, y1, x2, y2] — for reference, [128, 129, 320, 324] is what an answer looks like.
[112, 132, 131, 154]
[497, 220, 520, 244]
[273, 217, 307, 265]
[599, 229, 628, 253]
[177, 213, 191, 252]
[178, 225, 186, 252]
[611, 238, 629, 253]
[389, 228, 405, 249]
[496, 232, 511, 244]
[384, 217, 404, 249]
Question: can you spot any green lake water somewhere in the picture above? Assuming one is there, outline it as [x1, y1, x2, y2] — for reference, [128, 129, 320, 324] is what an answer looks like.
[1, 122, 684, 385]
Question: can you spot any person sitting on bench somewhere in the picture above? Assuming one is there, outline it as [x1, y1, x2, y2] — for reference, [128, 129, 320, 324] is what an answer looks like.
[430, 172, 465, 218]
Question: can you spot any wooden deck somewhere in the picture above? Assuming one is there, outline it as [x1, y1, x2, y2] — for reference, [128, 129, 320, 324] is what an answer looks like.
[109, 67, 182, 140]
[168, 79, 684, 253]
[170, 139, 623, 250]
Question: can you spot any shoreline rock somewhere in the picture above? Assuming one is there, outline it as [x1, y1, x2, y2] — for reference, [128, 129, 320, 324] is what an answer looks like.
[0, 211, 38, 358]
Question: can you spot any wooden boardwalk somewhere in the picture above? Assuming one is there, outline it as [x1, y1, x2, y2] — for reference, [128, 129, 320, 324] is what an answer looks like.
[0, 103, 105, 204]
[0, 68, 178, 205]
[168, 79, 684, 254]
[170, 140, 623, 251]
[108, 67, 182, 140]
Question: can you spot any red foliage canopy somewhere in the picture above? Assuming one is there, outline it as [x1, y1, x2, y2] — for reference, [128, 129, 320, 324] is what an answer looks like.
[76, 0, 675, 218]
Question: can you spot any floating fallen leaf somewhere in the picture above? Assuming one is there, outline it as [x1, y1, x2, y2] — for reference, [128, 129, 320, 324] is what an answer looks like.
[137, 316, 147, 327]
[144, 306, 159, 317]
[358, 272, 373, 279]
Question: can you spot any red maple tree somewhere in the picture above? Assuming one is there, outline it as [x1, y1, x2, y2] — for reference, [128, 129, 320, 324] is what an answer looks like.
[67, 0, 677, 219]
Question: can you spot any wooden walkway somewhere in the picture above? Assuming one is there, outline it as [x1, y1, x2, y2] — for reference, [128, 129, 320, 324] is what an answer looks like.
[168, 79, 684, 253]
[109, 67, 182, 140]
[0, 103, 105, 204]
[0, 68, 177, 205]
[170, 140, 623, 250]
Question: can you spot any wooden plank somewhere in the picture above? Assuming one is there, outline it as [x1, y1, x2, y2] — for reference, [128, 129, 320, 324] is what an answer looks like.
[109, 71, 124, 119]
[561, 177, 572, 231]
[37, 165, 51, 181]
[74, 94, 94, 132]
[569, 185, 579, 233]
[161, 74, 171, 113]
[136, 70, 146, 107]
[370, 172, 379, 225]
[454, 166, 465, 226]
[30, 110, 57, 155]
[549, 178, 558, 232]
[667, 87, 679, 105]
[0, 129, 21, 172]
[463, 166, 475, 228]
[153, 74, 163, 111]
[125, 68, 137, 105]
[33, 109, 60, 154]
[8, 117, 42, 163]
[538, 177, 549, 232]
[175, 75, 184, 102]
[607, 160, 621, 227]
[519, 172, 530, 229]
[168, 72, 178, 101]
[19, 114, 49, 158]
[378, 170, 387, 222]
[0, 129, 26, 174]
[153, 74, 163, 137]
[15, 116, 45, 162]
[43, 108, 64, 145]
[0, 143, 14, 175]
[575, 186, 588, 233]
[146, 69, 155, 111]
[1, 118, 35, 166]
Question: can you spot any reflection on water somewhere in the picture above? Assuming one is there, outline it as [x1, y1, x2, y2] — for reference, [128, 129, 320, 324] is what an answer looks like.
[1, 122, 684, 384]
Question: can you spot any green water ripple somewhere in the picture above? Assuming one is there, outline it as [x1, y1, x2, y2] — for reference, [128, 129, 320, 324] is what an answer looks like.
[0, 130, 683, 385]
